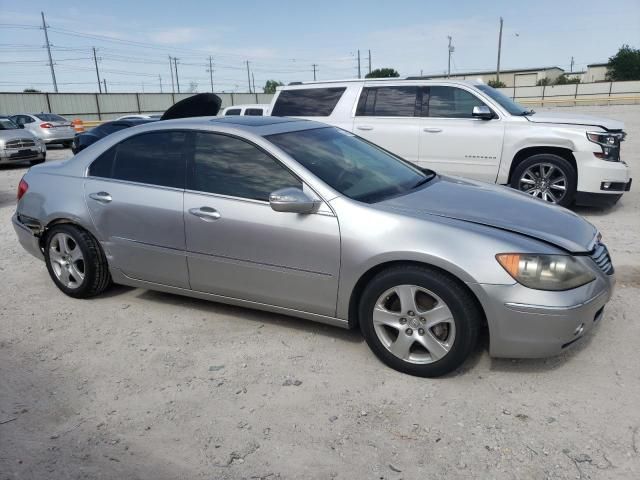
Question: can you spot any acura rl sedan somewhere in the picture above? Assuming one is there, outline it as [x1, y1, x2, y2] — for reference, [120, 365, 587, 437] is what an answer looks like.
[12, 116, 614, 377]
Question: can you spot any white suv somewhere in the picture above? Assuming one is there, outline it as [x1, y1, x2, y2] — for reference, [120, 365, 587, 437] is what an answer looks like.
[268, 79, 631, 207]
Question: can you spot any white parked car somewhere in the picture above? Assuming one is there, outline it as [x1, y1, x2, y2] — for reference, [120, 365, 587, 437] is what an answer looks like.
[221, 104, 268, 117]
[268, 80, 631, 207]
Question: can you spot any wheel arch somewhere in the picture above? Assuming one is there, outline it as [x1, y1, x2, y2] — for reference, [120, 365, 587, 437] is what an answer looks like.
[508, 146, 577, 184]
[39, 217, 98, 249]
[347, 260, 487, 332]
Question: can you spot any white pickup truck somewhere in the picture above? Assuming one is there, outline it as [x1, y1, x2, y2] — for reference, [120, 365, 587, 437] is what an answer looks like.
[268, 79, 631, 207]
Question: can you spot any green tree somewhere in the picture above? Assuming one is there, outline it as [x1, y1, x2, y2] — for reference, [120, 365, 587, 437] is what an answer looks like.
[487, 79, 506, 88]
[365, 68, 400, 79]
[554, 74, 581, 85]
[23, 88, 41, 93]
[263, 80, 284, 94]
[606, 44, 640, 81]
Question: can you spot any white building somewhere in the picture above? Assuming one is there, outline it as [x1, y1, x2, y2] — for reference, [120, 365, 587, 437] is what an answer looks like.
[583, 63, 609, 83]
[412, 66, 565, 87]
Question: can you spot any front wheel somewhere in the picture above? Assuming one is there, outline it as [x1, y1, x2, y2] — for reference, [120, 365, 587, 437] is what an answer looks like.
[359, 266, 480, 377]
[44, 224, 111, 298]
[510, 154, 577, 207]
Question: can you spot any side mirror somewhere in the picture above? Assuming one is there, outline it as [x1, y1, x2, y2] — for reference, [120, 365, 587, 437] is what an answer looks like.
[269, 187, 319, 214]
[472, 105, 494, 120]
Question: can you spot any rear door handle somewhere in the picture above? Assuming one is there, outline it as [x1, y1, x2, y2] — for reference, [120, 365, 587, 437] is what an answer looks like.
[189, 206, 221, 221]
[423, 127, 443, 133]
[356, 125, 374, 131]
[88, 191, 112, 203]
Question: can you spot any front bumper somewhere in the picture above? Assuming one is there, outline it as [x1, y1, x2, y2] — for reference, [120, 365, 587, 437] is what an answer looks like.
[574, 150, 631, 196]
[468, 268, 614, 358]
[12, 213, 44, 260]
[0, 147, 45, 164]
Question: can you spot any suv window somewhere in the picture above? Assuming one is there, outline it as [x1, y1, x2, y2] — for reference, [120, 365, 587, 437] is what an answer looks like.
[426, 86, 486, 118]
[225, 109, 241, 116]
[88, 131, 187, 188]
[188, 132, 301, 201]
[356, 86, 419, 117]
[244, 108, 264, 116]
[271, 87, 346, 116]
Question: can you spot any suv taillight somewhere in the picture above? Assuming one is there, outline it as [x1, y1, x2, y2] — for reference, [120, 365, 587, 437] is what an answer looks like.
[40, 122, 53, 128]
[17, 178, 28, 200]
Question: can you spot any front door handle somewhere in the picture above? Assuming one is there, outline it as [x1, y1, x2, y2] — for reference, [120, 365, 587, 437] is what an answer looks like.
[189, 206, 221, 221]
[356, 125, 374, 131]
[423, 127, 443, 133]
[88, 191, 112, 203]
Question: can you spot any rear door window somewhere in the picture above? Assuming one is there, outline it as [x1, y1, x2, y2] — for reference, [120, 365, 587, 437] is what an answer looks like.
[88, 131, 188, 189]
[271, 87, 346, 116]
[356, 86, 419, 117]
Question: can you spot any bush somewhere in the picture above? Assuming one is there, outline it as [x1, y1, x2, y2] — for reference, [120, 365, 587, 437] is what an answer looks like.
[263, 80, 284, 94]
[536, 78, 551, 86]
[554, 74, 581, 85]
[487, 79, 506, 88]
[365, 68, 400, 79]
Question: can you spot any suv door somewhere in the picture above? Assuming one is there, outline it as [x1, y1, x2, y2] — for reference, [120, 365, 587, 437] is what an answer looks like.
[353, 85, 421, 163]
[84, 130, 190, 288]
[418, 85, 504, 182]
[184, 132, 341, 316]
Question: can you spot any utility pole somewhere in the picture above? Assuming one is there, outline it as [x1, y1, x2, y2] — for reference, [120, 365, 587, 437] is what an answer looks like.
[357, 49, 361, 79]
[41, 12, 58, 93]
[246, 60, 252, 93]
[208, 56, 214, 92]
[368, 49, 372, 74]
[103, 79, 107, 93]
[312, 63, 318, 81]
[92, 47, 102, 93]
[570, 56, 574, 72]
[252, 72, 256, 96]
[496, 17, 503, 83]
[168, 55, 175, 93]
[158, 74, 162, 93]
[173, 57, 180, 93]
[447, 36, 454, 78]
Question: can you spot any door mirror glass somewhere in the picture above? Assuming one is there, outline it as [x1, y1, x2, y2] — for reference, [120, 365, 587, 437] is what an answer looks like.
[472, 105, 494, 120]
[269, 187, 319, 214]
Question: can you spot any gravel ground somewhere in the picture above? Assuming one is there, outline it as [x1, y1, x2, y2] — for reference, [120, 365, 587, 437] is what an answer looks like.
[1, 106, 639, 480]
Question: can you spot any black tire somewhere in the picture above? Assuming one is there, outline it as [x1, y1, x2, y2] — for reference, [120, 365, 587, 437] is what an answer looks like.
[44, 224, 111, 299]
[510, 154, 577, 207]
[359, 265, 480, 377]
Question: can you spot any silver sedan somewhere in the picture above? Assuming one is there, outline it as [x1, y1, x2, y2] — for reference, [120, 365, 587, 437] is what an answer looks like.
[12, 116, 614, 377]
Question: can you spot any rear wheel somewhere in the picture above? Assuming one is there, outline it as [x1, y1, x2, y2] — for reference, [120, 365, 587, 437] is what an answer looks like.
[44, 224, 111, 298]
[359, 265, 480, 377]
[510, 154, 577, 207]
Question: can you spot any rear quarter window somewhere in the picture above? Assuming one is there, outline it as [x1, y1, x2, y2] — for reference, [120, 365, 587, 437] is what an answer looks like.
[271, 87, 346, 116]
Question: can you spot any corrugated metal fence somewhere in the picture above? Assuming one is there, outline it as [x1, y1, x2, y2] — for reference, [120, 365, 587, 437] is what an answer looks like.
[0, 92, 274, 120]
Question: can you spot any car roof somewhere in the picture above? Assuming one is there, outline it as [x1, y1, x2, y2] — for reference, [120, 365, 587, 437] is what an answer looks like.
[278, 78, 484, 89]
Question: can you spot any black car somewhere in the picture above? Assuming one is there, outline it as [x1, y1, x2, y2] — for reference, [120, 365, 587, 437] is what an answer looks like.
[72, 118, 155, 154]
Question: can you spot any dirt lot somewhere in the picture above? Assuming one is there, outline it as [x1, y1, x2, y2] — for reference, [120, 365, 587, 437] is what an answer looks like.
[1, 106, 639, 480]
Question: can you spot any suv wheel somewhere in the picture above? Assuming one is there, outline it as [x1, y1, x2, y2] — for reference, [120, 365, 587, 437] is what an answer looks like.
[359, 266, 480, 377]
[44, 224, 111, 298]
[510, 154, 577, 207]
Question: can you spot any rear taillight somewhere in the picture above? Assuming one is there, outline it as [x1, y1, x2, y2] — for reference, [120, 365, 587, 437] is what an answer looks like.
[17, 178, 28, 201]
[40, 122, 53, 128]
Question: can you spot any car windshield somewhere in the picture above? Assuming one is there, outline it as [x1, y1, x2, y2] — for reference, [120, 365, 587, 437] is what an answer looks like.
[267, 127, 433, 203]
[0, 118, 19, 130]
[36, 113, 67, 122]
[475, 84, 531, 115]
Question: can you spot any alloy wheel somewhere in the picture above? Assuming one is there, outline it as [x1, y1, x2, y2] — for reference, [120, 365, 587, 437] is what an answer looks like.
[48, 232, 85, 289]
[372, 285, 456, 364]
[518, 162, 567, 204]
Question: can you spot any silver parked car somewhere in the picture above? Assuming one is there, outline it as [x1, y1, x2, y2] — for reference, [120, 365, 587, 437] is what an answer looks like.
[0, 116, 46, 166]
[9, 113, 75, 147]
[12, 116, 614, 377]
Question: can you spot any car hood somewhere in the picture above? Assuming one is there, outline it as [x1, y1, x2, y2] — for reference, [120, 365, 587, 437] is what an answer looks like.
[525, 112, 624, 131]
[376, 175, 597, 253]
[0, 129, 37, 142]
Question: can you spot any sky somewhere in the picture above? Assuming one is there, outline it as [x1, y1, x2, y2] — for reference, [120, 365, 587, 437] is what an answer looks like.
[1, 0, 639, 93]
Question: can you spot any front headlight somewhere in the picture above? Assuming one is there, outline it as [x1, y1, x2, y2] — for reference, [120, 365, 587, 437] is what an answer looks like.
[586, 131, 625, 161]
[496, 254, 596, 291]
